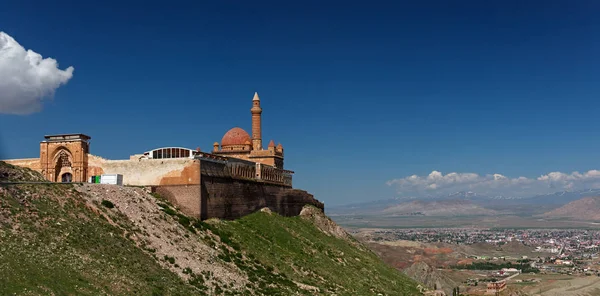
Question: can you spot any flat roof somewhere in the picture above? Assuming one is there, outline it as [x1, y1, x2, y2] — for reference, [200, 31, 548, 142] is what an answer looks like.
[43, 134, 91, 141]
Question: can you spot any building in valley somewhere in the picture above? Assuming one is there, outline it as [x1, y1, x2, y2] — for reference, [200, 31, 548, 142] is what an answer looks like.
[486, 280, 507, 294]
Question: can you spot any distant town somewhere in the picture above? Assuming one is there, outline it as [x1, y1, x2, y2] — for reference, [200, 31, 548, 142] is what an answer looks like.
[378, 228, 593, 249]
[369, 228, 600, 262]
[353, 227, 600, 294]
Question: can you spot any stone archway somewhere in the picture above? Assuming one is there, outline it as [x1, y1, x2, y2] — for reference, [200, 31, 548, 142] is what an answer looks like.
[38, 135, 90, 183]
[53, 149, 73, 182]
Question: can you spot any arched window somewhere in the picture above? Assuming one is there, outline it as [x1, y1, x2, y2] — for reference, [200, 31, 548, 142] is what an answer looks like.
[57, 150, 71, 167]
[147, 147, 193, 159]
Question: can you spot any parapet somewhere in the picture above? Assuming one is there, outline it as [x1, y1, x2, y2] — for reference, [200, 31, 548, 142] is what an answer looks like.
[43, 134, 91, 143]
[195, 152, 293, 187]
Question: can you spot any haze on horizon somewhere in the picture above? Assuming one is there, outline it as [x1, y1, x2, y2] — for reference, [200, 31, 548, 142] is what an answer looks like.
[1, 1, 599, 205]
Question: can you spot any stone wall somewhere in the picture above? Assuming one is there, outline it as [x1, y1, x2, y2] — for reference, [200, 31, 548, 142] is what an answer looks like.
[153, 185, 201, 218]
[2, 158, 41, 171]
[88, 154, 200, 186]
[151, 175, 323, 220]
[198, 175, 324, 220]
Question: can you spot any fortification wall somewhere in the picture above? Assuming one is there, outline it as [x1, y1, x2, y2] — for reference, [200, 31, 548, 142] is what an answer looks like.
[153, 185, 201, 218]
[2, 158, 41, 171]
[88, 154, 200, 186]
[199, 175, 324, 220]
[152, 176, 323, 220]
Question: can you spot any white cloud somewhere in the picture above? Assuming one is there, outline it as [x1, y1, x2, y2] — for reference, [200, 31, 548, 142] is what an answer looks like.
[387, 169, 600, 198]
[0, 31, 74, 115]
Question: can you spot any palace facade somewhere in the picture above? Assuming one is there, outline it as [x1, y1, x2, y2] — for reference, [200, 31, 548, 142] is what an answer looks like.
[1, 93, 323, 220]
[3, 92, 290, 186]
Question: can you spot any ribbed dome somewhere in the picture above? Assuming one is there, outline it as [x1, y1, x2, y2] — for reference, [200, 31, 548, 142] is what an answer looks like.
[221, 127, 251, 146]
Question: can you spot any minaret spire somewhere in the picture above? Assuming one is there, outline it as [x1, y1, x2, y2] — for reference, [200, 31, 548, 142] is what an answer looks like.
[251, 92, 263, 150]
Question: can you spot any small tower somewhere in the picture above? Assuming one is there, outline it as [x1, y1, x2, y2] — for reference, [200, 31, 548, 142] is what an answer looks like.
[213, 142, 220, 152]
[251, 92, 263, 151]
[268, 140, 276, 152]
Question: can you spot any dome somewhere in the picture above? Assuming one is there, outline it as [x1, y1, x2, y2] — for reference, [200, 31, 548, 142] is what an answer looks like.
[221, 127, 251, 146]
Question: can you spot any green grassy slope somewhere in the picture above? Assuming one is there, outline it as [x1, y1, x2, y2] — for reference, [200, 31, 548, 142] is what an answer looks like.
[0, 184, 197, 295]
[211, 209, 421, 295]
[0, 162, 421, 295]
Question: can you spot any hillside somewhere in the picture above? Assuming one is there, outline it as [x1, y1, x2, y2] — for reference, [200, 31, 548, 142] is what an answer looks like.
[358, 234, 546, 295]
[403, 262, 458, 295]
[382, 199, 498, 216]
[0, 160, 46, 182]
[0, 161, 420, 295]
[542, 196, 600, 220]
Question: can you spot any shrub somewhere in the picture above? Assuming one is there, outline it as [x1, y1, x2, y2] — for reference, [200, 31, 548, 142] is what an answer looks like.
[176, 214, 190, 227]
[101, 200, 114, 209]
[188, 273, 207, 291]
[160, 206, 176, 216]
[163, 255, 175, 264]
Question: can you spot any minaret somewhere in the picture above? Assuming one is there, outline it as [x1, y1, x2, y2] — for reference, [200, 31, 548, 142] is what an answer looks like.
[251, 92, 262, 150]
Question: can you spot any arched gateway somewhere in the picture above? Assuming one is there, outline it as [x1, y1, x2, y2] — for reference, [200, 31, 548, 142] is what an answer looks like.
[39, 134, 90, 183]
[53, 149, 74, 182]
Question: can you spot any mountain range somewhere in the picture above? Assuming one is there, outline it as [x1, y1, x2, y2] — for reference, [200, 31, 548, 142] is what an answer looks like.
[542, 196, 600, 221]
[439, 189, 600, 204]
[382, 199, 498, 216]
[327, 189, 600, 216]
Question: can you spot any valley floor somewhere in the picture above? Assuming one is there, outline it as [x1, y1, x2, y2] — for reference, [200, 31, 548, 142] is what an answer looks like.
[350, 226, 600, 296]
[510, 273, 600, 296]
[333, 214, 600, 230]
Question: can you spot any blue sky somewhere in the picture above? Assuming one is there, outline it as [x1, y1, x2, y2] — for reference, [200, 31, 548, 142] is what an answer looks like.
[1, 1, 599, 205]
